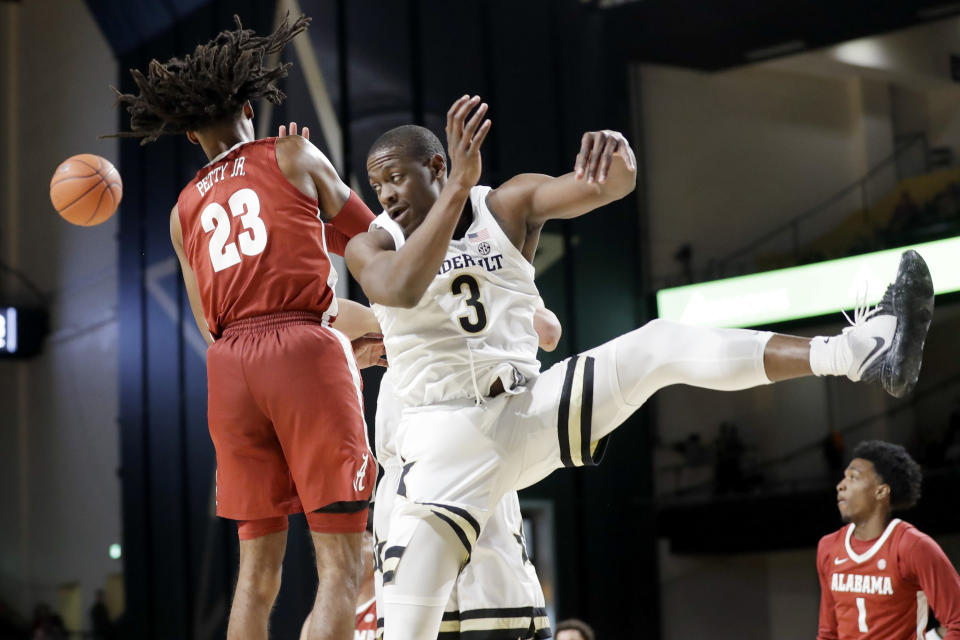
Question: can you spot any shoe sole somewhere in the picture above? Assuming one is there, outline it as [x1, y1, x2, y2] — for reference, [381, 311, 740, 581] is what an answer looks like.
[873, 250, 934, 397]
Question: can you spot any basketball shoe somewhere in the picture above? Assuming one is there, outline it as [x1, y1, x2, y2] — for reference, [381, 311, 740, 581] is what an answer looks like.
[840, 250, 934, 397]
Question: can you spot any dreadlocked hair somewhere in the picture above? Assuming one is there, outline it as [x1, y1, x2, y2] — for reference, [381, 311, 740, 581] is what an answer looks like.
[107, 13, 310, 145]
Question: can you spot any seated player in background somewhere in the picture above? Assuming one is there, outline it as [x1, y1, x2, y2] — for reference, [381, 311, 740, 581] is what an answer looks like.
[817, 440, 960, 640]
[111, 15, 383, 640]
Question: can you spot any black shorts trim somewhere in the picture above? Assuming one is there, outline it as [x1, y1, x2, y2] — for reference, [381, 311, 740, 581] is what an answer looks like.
[312, 499, 369, 514]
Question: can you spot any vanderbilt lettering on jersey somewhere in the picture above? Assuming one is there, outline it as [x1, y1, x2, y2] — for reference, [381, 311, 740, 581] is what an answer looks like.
[438, 252, 505, 275]
[371, 186, 541, 407]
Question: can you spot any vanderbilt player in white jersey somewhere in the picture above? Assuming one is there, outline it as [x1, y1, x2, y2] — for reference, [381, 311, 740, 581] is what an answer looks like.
[375, 361, 552, 640]
[344, 95, 935, 639]
[373, 304, 560, 640]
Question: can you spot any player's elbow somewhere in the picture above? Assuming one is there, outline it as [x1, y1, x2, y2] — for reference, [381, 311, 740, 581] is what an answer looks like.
[391, 287, 424, 309]
[537, 324, 561, 352]
[365, 285, 422, 309]
[605, 173, 636, 201]
[600, 163, 637, 201]
[534, 307, 562, 352]
[539, 334, 560, 352]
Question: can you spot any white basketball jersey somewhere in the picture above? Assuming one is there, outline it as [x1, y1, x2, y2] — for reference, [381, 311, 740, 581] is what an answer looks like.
[371, 185, 540, 406]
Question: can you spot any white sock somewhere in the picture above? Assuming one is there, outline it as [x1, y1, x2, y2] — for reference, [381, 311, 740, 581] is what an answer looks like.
[809, 334, 851, 377]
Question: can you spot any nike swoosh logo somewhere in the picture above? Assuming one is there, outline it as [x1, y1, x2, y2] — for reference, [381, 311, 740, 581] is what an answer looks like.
[835, 557, 849, 565]
[858, 336, 886, 375]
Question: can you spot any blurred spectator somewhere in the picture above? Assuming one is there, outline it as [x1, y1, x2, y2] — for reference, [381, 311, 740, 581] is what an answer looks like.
[556, 618, 596, 640]
[822, 430, 845, 474]
[30, 604, 65, 640]
[90, 589, 112, 640]
[674, 243, 693, 284]
[887, 192, 920, 236]
[714, 422, 745, 495]
[0, 599, 28, 639]
[945, 398, 960, 466]
[673, 433, 708, 467]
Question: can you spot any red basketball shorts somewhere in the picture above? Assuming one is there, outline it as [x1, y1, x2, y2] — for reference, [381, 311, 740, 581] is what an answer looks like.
[206, 312, 375, 533]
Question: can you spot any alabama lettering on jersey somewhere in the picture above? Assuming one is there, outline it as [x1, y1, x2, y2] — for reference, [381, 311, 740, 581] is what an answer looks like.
[817, 519, 960, 640]
[371, 185, 541, 407]
[176, 138, 339, 337]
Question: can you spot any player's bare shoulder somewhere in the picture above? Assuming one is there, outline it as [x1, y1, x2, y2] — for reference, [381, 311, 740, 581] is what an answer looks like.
[274, 135, 346, 213]
[487, 174, 550, 221]
[486, 174, 551, 250]
[274, 135, 317, 196]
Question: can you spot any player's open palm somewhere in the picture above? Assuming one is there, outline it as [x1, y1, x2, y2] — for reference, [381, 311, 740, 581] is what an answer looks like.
[445, 95, 491, 189]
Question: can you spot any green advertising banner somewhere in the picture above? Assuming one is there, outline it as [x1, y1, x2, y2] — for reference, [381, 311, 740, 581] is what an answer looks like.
[656, 237, 960, 328]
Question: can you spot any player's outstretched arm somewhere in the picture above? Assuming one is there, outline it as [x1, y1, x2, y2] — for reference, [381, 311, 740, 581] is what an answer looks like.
[169, 205, 214, 346]
[346, 95, 492, 308]
[332, 298, 381, 341]
[487, 130, 636, 226]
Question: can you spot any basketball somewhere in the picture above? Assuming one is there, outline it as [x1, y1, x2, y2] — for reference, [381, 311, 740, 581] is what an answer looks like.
[49, 154, 123, 226]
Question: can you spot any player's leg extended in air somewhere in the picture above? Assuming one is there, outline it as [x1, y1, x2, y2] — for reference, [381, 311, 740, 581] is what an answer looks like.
[345, 96, 935, 639]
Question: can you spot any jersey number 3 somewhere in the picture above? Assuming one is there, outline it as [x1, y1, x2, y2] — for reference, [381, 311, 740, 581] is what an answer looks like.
[451, 274, 487, 333]
[201, 188, 268, 272]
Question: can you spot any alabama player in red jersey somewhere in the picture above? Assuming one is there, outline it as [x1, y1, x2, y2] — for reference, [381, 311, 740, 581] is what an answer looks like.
[112, 15, 384, 640]
[818, 440, 960, 640]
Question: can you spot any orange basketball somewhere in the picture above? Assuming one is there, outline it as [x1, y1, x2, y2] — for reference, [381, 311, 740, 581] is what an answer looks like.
[49, 154, 123, 226]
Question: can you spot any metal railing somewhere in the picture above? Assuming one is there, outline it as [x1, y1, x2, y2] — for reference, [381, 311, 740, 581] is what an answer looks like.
[653, 133, 932, 290]
[657, 369, 960, 501]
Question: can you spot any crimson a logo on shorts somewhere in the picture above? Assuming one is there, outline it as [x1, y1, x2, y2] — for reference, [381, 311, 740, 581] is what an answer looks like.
[354, 453, 369, 492]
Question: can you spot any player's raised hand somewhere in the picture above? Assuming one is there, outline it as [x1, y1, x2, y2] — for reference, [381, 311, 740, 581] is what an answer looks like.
[574, 130, 636, 184]
[278, 121, 310, 140]
[445, 95, 492, 189]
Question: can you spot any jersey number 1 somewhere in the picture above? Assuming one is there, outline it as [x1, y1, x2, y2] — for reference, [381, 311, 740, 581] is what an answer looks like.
[856, 597, 868, 632]
[201, 188, 268, 272]
[451, 274, 487, 333]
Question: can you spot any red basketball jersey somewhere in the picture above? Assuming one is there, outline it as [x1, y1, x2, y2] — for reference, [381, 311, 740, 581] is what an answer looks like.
[177, 138, 338, 337]
[354, 597, 377, 640]
[817, 519, 960, 640]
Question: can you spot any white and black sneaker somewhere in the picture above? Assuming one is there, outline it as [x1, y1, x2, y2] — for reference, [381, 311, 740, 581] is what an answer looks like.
[844, 250, 934, 397]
